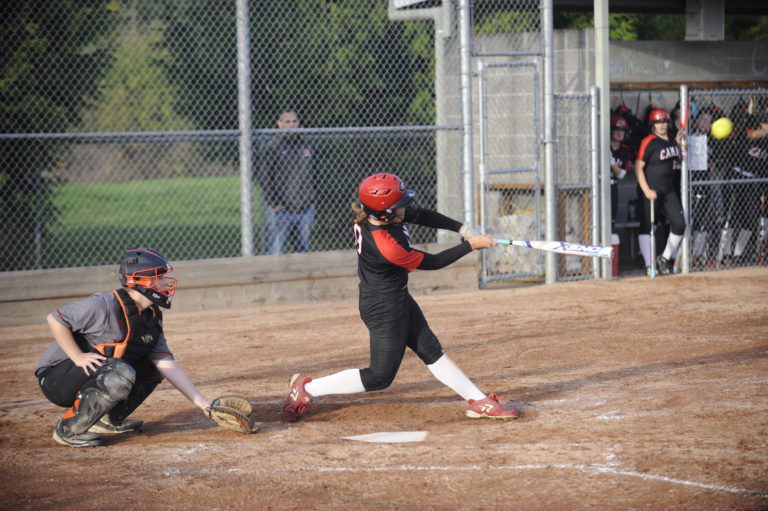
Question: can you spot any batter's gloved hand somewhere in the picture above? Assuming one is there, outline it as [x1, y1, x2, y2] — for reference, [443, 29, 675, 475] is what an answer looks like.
[205, 395, 256, 434]
[459, 224, 480, 241]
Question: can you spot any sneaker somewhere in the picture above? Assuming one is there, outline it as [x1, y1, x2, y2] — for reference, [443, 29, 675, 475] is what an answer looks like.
[657, 256, 673, 275]
[53, 419, 101, 448]
[88, 415, 144, 434]
[466, 394, 519, 419]
[282, 373, 313, 423]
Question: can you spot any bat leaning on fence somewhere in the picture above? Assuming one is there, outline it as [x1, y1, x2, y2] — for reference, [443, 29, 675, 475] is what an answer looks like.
[495, 239, 614, 259]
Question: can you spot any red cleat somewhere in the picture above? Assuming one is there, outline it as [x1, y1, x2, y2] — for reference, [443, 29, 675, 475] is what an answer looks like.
[466, 394, 519, 419]
[282, 374, 313, 423]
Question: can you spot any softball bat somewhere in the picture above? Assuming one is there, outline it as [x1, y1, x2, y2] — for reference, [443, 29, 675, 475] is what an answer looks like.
[495, 239, 614, 259]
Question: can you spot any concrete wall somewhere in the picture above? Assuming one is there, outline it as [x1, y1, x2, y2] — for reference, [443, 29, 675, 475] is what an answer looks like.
[0, 244, 480, 327]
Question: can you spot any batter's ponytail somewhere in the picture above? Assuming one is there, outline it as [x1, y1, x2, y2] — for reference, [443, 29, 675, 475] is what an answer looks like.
[351, 202, 368, 225]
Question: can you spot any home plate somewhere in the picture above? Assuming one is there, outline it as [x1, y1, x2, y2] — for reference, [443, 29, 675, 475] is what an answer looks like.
[343, 431, 428, 443]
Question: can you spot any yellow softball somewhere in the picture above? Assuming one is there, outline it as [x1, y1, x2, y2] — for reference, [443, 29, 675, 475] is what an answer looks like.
[711, 117, 733, 139]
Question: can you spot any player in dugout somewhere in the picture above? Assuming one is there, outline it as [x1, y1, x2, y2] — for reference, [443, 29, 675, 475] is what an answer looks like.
[635, 108, 685, 276]
[282, 172, 519, 423]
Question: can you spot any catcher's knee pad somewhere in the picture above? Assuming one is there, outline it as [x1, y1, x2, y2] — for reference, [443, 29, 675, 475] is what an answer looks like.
[84, 358, 136, 402]
[109, 364, 163, 424]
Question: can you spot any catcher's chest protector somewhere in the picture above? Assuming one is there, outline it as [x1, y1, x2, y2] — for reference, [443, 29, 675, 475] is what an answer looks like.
[90, 289, 163, 361]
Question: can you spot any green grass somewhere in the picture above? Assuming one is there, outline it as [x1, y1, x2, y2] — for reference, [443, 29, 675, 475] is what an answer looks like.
[50, 176, 246, 229]
[42, 176, 263, 267]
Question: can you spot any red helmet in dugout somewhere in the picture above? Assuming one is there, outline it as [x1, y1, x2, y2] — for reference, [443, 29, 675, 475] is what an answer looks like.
[649, 108, 670, 123]
[358, 173, 417, 220]
[610, 116, 628, 130]
[119, 247, 177, 308]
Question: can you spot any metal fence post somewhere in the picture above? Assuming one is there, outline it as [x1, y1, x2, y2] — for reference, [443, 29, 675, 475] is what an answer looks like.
[236, 0, 254, 257]
[679, 85, 690, 273]
[459, 0, 475, 229]
[591, 85, 601, 279]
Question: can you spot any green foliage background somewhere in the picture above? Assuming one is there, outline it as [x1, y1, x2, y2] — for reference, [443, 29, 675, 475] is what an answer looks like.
[1, 0, 766, 270]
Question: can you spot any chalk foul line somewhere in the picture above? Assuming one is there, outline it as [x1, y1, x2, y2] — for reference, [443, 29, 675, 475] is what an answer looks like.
[269, 463, 767, 497]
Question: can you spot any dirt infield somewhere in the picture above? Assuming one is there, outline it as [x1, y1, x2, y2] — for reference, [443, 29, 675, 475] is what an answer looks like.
[1, 267, 766, 510]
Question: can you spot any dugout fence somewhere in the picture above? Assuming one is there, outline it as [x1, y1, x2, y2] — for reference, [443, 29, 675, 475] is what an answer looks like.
[679, 87, 768, 272]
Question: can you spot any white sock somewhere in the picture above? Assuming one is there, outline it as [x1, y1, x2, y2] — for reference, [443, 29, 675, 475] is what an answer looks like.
[638, 234, 651, 267]
[304, 369, 365, 397]
[663, 233, 683, 260]
[427, 354, 486, 402]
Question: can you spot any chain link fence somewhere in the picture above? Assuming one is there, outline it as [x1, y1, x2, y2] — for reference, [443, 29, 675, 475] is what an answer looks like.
[477, 60, 544, 283]
[471, 0, 548, 284]
[554, 93, 597, 280]
[684, 89, 768, 271]
[4, 2, 762, 278]
[1, 1, 450, 271]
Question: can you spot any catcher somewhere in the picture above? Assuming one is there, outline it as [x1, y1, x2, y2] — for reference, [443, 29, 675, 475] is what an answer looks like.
[35, 247, 254, 448]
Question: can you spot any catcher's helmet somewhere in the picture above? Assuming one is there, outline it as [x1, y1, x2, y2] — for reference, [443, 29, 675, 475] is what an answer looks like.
[358, 173, 417, 220]
[119, 247, 177, 309]
[649, 108, 670, 123]
[610, 116, 628, 130]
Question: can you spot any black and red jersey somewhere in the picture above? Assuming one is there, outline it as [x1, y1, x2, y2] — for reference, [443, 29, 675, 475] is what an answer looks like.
[354, 221, 421, 293]
[610, 143, 632, 184]
[637, 134, 681, 193]
[353, 208, 469, 294]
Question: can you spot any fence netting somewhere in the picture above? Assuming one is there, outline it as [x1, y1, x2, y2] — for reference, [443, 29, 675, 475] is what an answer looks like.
[1, 1, 448, 271]
[3, 2, 764, 279]
[684, 89, 768, 271]
[554, 93, 596, 280]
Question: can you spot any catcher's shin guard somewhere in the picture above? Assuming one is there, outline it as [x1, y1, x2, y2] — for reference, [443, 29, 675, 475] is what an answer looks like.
[107, 362, 162, 425]
[59, 358, 136, 435]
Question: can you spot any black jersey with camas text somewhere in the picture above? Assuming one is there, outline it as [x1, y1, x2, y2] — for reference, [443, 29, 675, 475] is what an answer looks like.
[636, 134, 681, 194]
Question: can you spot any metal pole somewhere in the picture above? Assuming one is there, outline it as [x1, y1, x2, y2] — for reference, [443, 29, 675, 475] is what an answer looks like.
[477, 60, 488, 288]
[590, 85, 601, 278]
[594, 0, 611, 279]
[388, 1, 454, 240]
[236, 0, 253, 256]
[458, 0, 475, 228]
[679, 85, 690, 273]
[542, 0, 556, 284]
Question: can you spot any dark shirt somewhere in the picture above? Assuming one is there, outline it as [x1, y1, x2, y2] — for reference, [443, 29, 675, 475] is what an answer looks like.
[637, 134, 681, 194]
[258, 134, 320, 212]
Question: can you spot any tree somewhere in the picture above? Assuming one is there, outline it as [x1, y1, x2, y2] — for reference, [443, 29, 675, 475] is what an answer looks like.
[0, 0, 117, 270]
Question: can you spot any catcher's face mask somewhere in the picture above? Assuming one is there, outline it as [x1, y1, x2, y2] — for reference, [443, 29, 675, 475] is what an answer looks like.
[126, 273, 177, 304]
[119, 247, 177, 308]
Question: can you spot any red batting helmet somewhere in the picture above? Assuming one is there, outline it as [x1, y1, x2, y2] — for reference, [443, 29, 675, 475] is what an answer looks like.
[119, 247, 177, 309]
[649, 108, 670, 123]
[610, 116, 628, 131]
[358, 173, 417, 220]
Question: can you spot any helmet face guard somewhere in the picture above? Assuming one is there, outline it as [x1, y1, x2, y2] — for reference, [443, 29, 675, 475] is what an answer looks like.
[359, 173, 418, 221]
[119, 248, 177, 309]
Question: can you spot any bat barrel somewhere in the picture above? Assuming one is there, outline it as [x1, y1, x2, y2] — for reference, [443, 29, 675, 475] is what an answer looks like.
[495, 239, 613, 259]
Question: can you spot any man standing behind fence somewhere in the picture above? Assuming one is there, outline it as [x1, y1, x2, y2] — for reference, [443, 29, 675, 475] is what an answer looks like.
[258, 109, 321, 254]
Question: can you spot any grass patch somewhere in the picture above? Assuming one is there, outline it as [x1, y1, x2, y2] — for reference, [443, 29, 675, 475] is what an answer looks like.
[44, 176, 261, 266]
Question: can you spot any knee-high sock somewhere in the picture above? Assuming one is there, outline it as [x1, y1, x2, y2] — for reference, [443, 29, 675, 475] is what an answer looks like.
[427, 354, 485, 402]
[304, 369, 365, 397]
[663, 232, 683, 260]
[638, 234, 651, 267]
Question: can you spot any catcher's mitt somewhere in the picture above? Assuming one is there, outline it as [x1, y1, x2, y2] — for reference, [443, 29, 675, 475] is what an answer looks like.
[205, 394, 256, 434]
